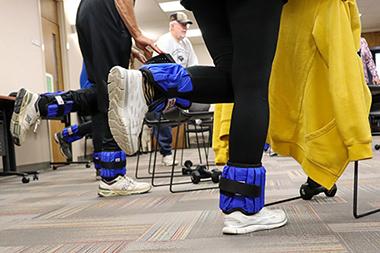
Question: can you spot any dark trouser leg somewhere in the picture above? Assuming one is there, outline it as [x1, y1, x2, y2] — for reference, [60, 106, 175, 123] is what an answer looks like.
[151, 112, 173, 156]
[76, 0, 131, 179]
[60, 120, 93, 143]
[36, 87, 96, 160]
[38, 87, 97, 118]
[77, 120, 92, 137]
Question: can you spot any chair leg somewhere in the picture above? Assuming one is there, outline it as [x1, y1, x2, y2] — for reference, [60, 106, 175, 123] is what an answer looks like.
[185, 123, 190, 148]
[194, 124, 203, 164]
[180, 125, 186, 166]
[135, 136, 143, 179]
[84, 136, 87, 159]
[136, 122, 167, 180]
[200, 124, 210, 168]
[353, 161, 380, 218]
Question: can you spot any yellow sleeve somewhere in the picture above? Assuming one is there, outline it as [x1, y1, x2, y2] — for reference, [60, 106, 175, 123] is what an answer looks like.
[312, 0, 372, 161]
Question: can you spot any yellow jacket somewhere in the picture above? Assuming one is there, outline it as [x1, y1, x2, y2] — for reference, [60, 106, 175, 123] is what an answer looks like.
[212, 0, 372, 189]
[212, 104, 233, 165]
[268, 0, 372, 189]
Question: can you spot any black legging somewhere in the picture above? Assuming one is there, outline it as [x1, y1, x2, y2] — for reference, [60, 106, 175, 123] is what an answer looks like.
[178, 0, 284, 167]
[76, 120, 93, 138]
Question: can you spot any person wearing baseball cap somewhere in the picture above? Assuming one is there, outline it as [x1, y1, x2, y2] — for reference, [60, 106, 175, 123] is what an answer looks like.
[147, 11, 201, 167]
[169, 11, 193, 25]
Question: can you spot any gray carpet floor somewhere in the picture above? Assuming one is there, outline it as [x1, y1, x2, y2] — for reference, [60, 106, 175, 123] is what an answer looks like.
[0, 144, 380, 253]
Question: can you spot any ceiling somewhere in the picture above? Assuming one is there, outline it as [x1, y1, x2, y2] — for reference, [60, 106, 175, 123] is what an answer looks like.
[357, 0, 380, 32]
[134, 0, 203, 44]
[134, 0, 380, 45]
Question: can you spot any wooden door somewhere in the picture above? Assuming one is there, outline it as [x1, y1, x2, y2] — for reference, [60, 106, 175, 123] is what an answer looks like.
[41, 0, 66, 162]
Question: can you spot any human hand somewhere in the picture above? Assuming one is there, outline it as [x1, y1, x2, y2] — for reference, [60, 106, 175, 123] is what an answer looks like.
[134, 34, 163, 56]
[131, 48, 147, 63]
[373, 77, 380, 85]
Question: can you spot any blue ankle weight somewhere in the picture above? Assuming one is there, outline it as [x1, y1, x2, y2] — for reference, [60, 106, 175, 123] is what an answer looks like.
[99, 151, 126, 179]
[61, 125, 81, 143]
[219, 166, 266, 215]
[140, 63, 193, 111]
[93, 152, 101, 170]
[42, 91, 73, 118]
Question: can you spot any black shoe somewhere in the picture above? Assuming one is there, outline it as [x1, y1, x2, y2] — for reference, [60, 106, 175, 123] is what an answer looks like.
[54, 132, 72, 160]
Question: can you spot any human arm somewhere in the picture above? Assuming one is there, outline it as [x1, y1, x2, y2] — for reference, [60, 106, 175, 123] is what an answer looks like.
[114, 0, 162, 54]
[361, 39, 380, 84]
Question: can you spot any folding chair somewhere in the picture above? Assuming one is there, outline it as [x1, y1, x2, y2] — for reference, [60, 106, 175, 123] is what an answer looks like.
[134, 109, 218, 192]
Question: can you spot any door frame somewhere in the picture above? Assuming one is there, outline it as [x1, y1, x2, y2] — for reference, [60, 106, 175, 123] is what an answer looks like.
[38, 0, 71, 162]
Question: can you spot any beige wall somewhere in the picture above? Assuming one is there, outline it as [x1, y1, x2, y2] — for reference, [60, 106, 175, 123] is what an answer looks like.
[193, 43, 213, 66]
[0, 0, 45, 94]
[0, 0, 51, 167]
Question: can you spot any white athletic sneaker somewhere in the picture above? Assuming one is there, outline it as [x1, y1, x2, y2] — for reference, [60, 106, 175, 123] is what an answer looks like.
[162, 154, 179, 167]
[98, 175, 152, 197]
[107, 66, 148, 155]
[10, 88, 41, 146]
[222, 208, 287, 234]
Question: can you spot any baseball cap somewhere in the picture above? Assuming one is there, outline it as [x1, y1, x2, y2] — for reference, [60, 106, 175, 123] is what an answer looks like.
[170, 12, 193, 25]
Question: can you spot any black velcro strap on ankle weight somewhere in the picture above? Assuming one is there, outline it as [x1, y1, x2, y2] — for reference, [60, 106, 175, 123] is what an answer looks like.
[219, 177, 261, 198]
[100, 160, 126, 169]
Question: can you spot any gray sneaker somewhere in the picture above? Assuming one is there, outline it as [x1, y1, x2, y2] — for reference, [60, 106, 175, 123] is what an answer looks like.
[98, 175, 152, 197]
[10, 88, 41, 146]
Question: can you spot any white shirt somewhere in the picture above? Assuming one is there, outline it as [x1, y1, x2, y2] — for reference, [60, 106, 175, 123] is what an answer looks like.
[155, 32, 198, 68]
